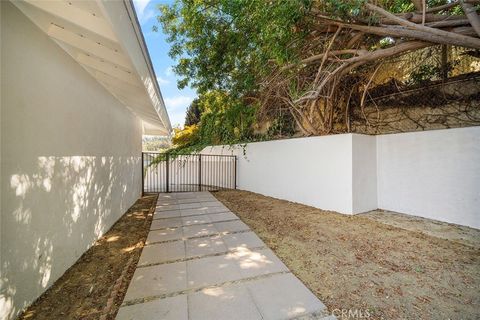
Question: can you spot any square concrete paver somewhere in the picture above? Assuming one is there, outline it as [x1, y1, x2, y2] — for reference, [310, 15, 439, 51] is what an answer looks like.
[116, 295, 188, 320]
[228, 248, 289, 278]
[199, 201, 223, 207]
[156, 198, 173, 203]
[207, 206, 230, 214]
[187, 254, 243, 289]
[180, 208, 209, 217]
[151, 218, 183, 230]
[246, 273, 326, 320]
[157, 205, 180, 212]
[176, 198, 198, 204]
[214, 220, 250, 233]
[208, 211, 238, 223]
[186, 236, 227, 258]
[157, 194, 176, 200]
[182, 224, 218, 238]
[182, 215, 212, 226]
[179, 203, 207, 210]
[153, 210, 181, 219]
[156, 200, 177, 207]
[145, 228, 183, 244]
[138, 241, 186, 266]
[188, 285, 262, 320]
[197, 197, 217, 202]
[175, 193, 197, 199]
[222, 231, 266, 250]
[123, 262, 187, 302]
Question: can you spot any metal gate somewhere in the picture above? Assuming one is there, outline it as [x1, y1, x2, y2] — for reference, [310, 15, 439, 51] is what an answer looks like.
[142, 152, 237, 193]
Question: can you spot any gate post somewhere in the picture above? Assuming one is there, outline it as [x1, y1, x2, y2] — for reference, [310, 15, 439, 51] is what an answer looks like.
[234, 156, 237, 189]
[166, 153, 170, 193]
[198, 154, 202, 191]
[141, 152, 144, 196]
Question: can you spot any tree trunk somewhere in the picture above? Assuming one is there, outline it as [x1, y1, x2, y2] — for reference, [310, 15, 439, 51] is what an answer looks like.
[461, 0, 480, 36]
[441, 45, 449, 80]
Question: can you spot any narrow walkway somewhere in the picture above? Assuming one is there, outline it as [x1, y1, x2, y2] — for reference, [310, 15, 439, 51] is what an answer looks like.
[116, 192, 334, 320]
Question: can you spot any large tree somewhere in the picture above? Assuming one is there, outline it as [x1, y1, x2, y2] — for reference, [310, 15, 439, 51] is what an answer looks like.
[157, 0, 480, 136]
[184, 98, 202, 126]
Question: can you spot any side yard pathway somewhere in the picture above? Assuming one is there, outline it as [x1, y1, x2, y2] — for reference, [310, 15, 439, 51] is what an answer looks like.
[116, 192, 333, 320]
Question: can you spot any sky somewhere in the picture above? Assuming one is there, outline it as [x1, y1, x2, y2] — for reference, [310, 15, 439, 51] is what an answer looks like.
[133, 0, 197, 128]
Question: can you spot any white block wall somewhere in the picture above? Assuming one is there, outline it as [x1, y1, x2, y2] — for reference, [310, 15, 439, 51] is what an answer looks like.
[352, 134, 377, 213]
[203, 134, 366, 214]
[377, 126, 480, 229]
[1, 3, 142, 319]
[202, 128, 480, 229]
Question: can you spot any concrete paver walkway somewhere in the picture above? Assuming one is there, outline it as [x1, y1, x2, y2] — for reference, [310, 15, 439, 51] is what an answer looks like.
[116, 192, 334, 320]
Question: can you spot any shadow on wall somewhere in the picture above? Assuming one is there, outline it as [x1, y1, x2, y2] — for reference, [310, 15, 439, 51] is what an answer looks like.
[0, 155, 141, 320]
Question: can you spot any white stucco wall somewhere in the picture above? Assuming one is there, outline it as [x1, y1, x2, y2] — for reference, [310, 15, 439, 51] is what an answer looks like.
[202, 134, 357, 214]
[377, 126, 480, 229]
[1, 3, 142, 319]
[202, 128, 479, 228]
[352, 134, 377, 213]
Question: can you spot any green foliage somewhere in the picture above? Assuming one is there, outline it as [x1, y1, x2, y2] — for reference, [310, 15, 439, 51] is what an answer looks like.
[266, 113, 296, 138]
[320, 0, 466, 21]
[407, 60, 457, 85]
[408, 64, 440, 84]
[149, 125, 200, 166]
[323, 0, 367, 19]
[197, 91, 256, 145]
[409, 64, 439, 84]
[162, 90, 256, 155]
[156, 0, 312, 96]
[184, 99, 202, 126]
[172, 124, 200, 147]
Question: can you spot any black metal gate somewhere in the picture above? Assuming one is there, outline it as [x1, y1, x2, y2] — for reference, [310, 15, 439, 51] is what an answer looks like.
[142, 152, 237, 193]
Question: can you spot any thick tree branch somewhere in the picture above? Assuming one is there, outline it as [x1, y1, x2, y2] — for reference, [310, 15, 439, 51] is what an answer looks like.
[411, 0, 423, 11]
[422, 0, 480, 13]
[341, 41, 431, 65]
[460, 0, 480, 36]
[386, 13, 467, 24]
[426, 19, 470, 28]
[365, 3, 480, 49]
[346, 32, 364, 48]
[315, 19, 477, 48]
[281, 49, 364, 71]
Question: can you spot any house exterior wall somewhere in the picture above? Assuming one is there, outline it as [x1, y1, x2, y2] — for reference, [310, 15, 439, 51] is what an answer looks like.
[1, 3, 142, 319]
[377, 126, 480, 229]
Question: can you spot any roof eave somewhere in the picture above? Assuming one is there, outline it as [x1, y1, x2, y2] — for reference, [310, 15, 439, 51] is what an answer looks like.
[98, 0, 172, 135]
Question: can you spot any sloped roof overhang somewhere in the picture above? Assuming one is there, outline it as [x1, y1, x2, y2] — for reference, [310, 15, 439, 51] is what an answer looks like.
[12, 0, 172, 136]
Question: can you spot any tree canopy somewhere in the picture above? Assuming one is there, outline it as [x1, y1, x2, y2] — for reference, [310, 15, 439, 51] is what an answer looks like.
[157, 0, 311, 96]
[157, 0, 480, 146]
[184, 98, 202, 126]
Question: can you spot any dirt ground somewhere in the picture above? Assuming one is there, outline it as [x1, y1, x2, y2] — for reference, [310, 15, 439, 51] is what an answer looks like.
[213, 190, 480, 320]
[362, 210, 480, 249]
[18, 194, 157, 320]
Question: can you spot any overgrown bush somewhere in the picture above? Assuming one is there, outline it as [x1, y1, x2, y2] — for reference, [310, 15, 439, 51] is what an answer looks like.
[168, 91, 256, 154]
[172, 124, 199, 148]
